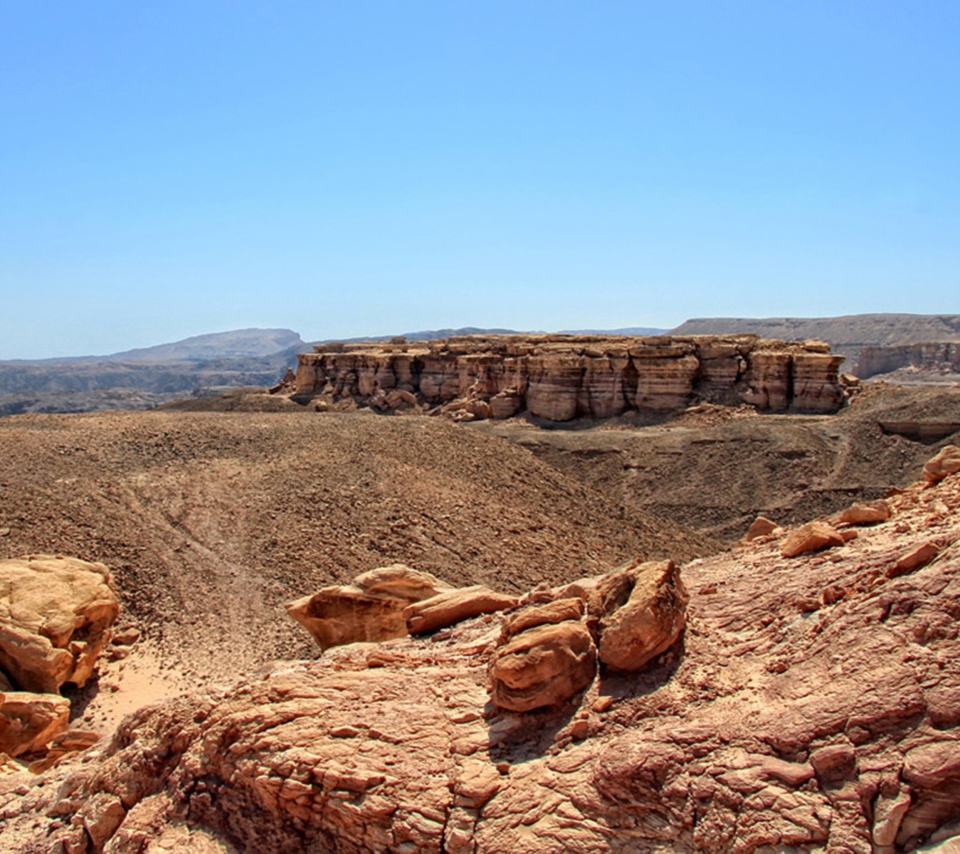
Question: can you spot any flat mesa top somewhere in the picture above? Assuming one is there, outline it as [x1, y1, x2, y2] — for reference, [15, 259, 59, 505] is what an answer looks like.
[307, 333, 835, 359]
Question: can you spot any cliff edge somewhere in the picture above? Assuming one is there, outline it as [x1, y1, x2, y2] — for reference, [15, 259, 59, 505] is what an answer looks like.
[295, 334, 846, 421]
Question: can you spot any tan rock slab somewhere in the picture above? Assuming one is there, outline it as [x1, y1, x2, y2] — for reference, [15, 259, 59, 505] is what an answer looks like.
[287, 586, 411, 651]
[405, 586, 518, 635]
[839, 499, 891, 525]
[353, 564, 451, 601]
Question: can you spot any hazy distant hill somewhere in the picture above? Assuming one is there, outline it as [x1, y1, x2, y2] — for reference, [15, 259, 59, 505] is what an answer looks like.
[0, 328, 307, 415]
[671, 314, 960, 370]
[103, 328, 304, 361]
[559, 326, 668, 336]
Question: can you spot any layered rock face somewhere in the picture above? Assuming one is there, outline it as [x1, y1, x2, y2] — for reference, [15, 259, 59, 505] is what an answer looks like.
[295, 334, 846, 420]
[858, 342, 960, 379]
[10, 453, 960, 852]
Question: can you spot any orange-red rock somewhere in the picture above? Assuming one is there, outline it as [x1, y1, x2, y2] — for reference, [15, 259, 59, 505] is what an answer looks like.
[404, 585, 518, 634]
[924, 444, 960, 483]
[489, 619, 597, 712]
[8, 452, 960, 853]
[838, 499, 891, 525]
[590, 560, 688, 672]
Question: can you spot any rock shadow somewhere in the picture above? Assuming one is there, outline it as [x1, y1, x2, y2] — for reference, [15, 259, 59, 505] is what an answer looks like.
[483, 699, 579, 766]
[61, 674, 101, 723]
[483, 635, 686, 766]
[595, 632, 686, 707]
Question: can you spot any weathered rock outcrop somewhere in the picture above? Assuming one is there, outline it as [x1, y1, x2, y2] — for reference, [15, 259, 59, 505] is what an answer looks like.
[295, 334, 846, 421]
[0, 555, 119, 694]
[0, 691, 70, 758]
[8, 456, 960, 853]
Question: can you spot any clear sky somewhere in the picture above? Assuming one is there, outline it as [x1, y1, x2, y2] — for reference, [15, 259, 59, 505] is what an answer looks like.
[2, 1, 959, 358]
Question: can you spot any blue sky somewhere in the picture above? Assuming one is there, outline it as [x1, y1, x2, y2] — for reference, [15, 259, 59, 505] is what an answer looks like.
[2, 1, 959, 358]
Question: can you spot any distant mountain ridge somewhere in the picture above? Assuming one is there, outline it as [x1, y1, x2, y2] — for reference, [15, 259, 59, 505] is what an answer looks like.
[104, 328, 304, 362]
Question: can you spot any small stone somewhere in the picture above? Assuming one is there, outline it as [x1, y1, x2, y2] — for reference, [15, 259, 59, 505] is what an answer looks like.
[743, 515, 778, 541]
[838, 500, 891, 526]
[887, 542, 939, 578]
[592, 696, 614, 713]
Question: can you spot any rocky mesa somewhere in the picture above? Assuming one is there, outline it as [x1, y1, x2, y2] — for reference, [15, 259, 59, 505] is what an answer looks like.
[295, 334, 847, 421]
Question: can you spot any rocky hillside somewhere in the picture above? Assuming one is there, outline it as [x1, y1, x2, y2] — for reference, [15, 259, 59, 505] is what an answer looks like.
[3, 449, 960, 852]
[672, 314, 960, 373]
[482, 384, 960, 540]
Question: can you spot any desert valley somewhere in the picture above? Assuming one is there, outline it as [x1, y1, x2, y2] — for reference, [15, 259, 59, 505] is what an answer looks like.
[1, 317, 960, 853]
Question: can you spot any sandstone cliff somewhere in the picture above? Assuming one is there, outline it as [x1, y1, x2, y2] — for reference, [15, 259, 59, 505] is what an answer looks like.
[295, 334, 846, 421]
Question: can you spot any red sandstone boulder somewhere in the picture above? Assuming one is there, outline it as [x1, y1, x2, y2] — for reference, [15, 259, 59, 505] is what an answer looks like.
[489, 601, 596, 712]
[589, 560, 688, 672]
[780, 520, 845, 558]
[924, 445, 960, 483]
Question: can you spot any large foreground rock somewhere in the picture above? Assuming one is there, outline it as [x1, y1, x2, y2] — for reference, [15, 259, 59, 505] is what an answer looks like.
[489, 599, 596, 712]
[0, 555, 119, 693]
